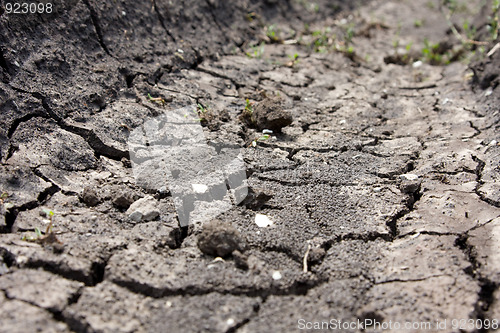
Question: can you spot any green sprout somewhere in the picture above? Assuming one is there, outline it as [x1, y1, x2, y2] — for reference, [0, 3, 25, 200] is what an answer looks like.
[246, 42, 265, 58]
[414, 19, 423, 28]
[311, 28, 331, 53]
[250, 134, 270, 147]
[197, 103, 207, 114]
[287, 53, 299, 67]
[487, 0, 499, 40]
[266, 24, 281, 43]
[195, 103, 209, 123]
[22, 209, 60, 244]
[244, 99, 253, 114]
[147, 93, 167, 106]
[0, 191, 13, 211]
[421, 38, 445, 65]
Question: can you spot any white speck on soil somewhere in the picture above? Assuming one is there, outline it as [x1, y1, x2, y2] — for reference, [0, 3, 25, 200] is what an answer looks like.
[255, 214, 273, 227]
[192, 184, 208, 193]
[400, 173, 419, 181]
[272, 270, 282, 280]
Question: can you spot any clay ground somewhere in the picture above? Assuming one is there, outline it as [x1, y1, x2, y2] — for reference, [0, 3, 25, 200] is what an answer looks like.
[0, 0, 499, 332]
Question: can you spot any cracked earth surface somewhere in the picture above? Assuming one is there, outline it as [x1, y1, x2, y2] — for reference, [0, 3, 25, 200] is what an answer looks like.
[0, 0, 499, 332]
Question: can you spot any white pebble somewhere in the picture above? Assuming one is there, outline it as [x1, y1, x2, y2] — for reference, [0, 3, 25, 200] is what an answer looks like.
[192, 184, 208, 193]
[400, 173, 419, 181]
[255, 214, 273, 227]
[272, 270, 282, 280]
[412, 60, 423, 68]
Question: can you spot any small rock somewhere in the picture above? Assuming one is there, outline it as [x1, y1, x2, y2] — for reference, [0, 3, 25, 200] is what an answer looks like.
[80, 187, 101, 207]
[252, 97, 293, 132]
[308, 246, 326, 263]
[197, 219, 245, 257]
[400, 173, 419, 181]
[399, 174, 421, 194]
[112, 190, 135, 209]
[126, 196, 160, 222]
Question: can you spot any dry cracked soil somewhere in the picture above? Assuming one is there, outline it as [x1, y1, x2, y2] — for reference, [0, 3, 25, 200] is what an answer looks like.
[0, 0, 499, 332]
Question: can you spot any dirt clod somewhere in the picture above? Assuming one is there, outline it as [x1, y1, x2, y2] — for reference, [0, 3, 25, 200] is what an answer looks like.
[197, 220, 245, 257]
[252, 97, 293, 131]
[112, 190, 135, 209]
[80, 187, 101, 207]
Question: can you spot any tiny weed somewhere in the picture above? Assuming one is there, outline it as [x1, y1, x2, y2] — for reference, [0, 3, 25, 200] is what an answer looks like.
[197, 103, 207, 114]
[240, 99, 255, 126]
[195, 103, 209, 122]
[246, 42, 265, 58]
[0, 191, 13, 211]
[421, 38, 445, 64]
[286, 53, 299, 67]
[414, 19, 423, 28]
[22, 209, 62, 245]
[250, 133, 271, 147]
[463, 20, 477, 41]
[488, 0, 499, 40]
[147, 93, 167, 106]
[266, 24, 281, 43]
[244, 99, 253, 114]
[311, 28, 332, 53]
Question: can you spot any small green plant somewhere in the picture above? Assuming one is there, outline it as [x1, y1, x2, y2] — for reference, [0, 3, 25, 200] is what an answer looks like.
[344, 24, 354, 45]
[414, 19, 423, 28]
[0, 192, 8, 204]
[311, 28, 332, 53]
[0, 191, 13, 211]
[463, 20, 477, 41]
[266, 24, 281, 43]
[197, 103, 207, 114]
[239, 99, 255, 126]
[246, 42, 265, 58]
[287, 53, 299, 67]
[196, 103, 209, 122]
[421, 38, 445, 64]
[147, 93, 167, 106]
[250, 134, 270, 147]
[244, 99, 253, 114]
[487, 0, 499, 40]
[22, 209, 61, 245]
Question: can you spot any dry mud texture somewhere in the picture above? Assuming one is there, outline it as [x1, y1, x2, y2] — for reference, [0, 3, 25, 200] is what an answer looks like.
[0, 0, 499, 332]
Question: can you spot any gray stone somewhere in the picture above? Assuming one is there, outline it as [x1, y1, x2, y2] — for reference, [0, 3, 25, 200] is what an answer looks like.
[126, 196, 160, 222]
[399, 174, 421, 194]
[112, 190, 135, 209]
